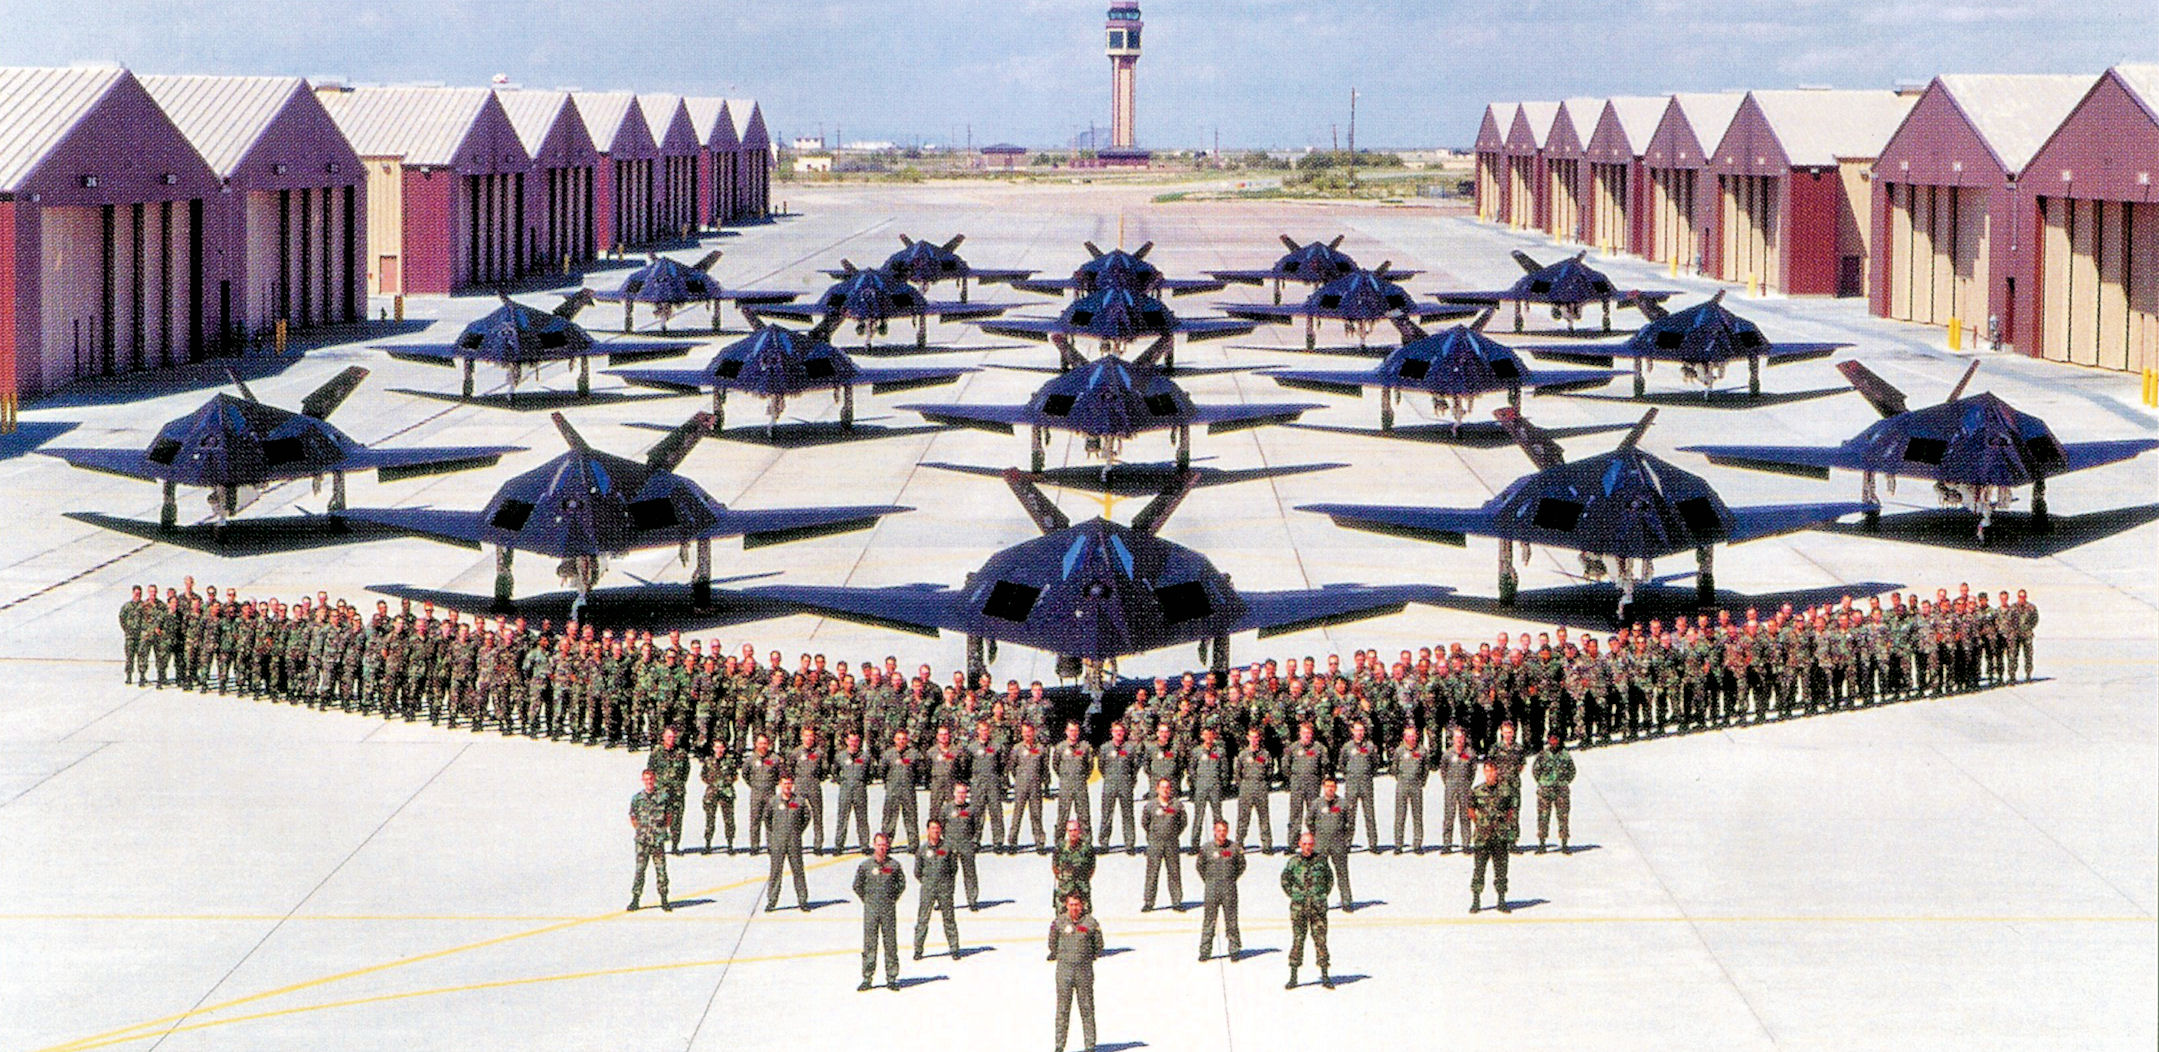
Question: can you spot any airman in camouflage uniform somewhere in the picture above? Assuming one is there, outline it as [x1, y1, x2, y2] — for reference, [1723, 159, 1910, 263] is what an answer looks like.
[1470, 760, 1519, 913]
[1281, 830, 1333, 989]
[628, 770, 673, 912]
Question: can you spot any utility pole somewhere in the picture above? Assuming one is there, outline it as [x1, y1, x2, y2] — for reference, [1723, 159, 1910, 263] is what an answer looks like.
[1348, 88, 1359, 194]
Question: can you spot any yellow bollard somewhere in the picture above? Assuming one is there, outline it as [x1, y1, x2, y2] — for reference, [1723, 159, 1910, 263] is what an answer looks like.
[1669, 255, 1680, 278]
[1946, 317, 1961, 352]
[274, 318, 288, 357]
[394, 295, 404, 322]
[1747, 273, 1759, 297]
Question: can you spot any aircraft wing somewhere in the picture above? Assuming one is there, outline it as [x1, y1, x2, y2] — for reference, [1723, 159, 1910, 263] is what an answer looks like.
[1723, 501, 1869, 544]
[337, 507, 493, 549]
[894, 402, 1036, 434]
[1009, 278, 1081, 296]
[605, 366, 715, 392]
[972, 318, 1064, 342]
[1158, 277, 1229, 296]
[1521, 340, 1848, 368]
[376, 339, 697, 367]
[712, 288, 800, 304]
[1679, 443, 1868, 480]
[967, 268, 1037, 285]
[1406, 301, 1482, 324]
[1176, 317, 1259, 341]
[924, 301, 1016, 322]
[342, 444, 524, 482]
[740, 582, 965, 638]
[1216, 303, 1303, 324]
[856, 365, 977, 394]
[711, 504, 910, 548]
[1189, 401, 1326, 433]
[1263, 368, 1375, 396]
[1206, 268, 1279, 287]
[2059, 438, 2159, 473]
[741, 302, 829, 324]
[375, 342, 466, 367]
[1232, 583, 1452, 638]
[1431, 290, 1514, 306]
[40, 447, 164, 482]
[1297, 503, 1495, 546]
[1522, 367, 1622, 393]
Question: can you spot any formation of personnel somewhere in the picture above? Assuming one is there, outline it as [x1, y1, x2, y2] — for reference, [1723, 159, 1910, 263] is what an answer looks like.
[115, 580, 2040, 769]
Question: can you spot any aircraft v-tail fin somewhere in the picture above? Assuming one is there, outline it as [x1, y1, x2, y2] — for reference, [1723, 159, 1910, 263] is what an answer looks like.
[301, 366, 368, 420]
[1130, 470, 1198, 537]
[1835, 361, 1910, 418]
[1003, 468, 1070, 534]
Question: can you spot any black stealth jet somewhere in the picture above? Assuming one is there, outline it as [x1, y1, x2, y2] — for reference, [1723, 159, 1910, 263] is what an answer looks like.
[1682, 360, 2159, 539]
[900, 339, 1320, 473]
[340, 412, 908, 617]
[1302, 407, 1866, 614]
[1207, 234, 1421, 304]
[1520, 292, 1848, 400]
[745, 469, 1448, 695]
[587, 251, 799, 333]
[1219, 264, 1478, 349]
[607, 315, 975, 435]
[1265, 311, 1616, 433]
[44, 367, 521, 534]
[824, 234, 1036, 302]
[1434, 250, 1678, 333]
[375, 291, 700, 402]
[977, 287, 1254, 371]
[747, 262, 1015, 350]
[1010, 241, 1227, 298]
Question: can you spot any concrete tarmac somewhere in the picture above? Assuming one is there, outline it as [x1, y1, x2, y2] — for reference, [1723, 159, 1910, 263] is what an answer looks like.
[1, 180, 2152, 1050]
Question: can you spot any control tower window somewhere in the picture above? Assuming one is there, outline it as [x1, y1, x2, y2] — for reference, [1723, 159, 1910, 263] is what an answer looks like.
[1108, 30, 1126, 48]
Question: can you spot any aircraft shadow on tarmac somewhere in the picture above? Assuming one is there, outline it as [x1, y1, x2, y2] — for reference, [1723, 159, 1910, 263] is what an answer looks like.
[0, 420, 77, 461]
[1815, 504, 2159, 557]
[1284, 420, 1633, 449]
[1425, 579, 1907, 631]
[365, 578, 791, 631]
[920, 459, 1347, 496]
[1555, 386, 1851, 410]
[67, 512, 407, 556]
[625, 417, 954, 448]
[388, 388, 682, 411]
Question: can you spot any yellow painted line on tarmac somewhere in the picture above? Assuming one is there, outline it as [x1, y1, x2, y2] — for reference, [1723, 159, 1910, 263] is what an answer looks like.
[31, 909, 2154, 1050]
[37, 857, 850, 1052]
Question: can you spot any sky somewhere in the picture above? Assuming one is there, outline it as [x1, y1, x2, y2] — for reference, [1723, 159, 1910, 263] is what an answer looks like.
[1, 0, 2152, 149]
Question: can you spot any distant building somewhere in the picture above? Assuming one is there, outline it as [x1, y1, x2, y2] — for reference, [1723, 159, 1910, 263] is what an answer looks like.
[142, 74, 366, 344]
[639, 93, 701, 241]
[317, 84, 531, 296]
[1473, 103, 1514, 222]
[1642, 93, 1745, 273]
[1582, 96, 1666, 256]
[493, 88, 598, 272]
[726, 99, 772, 220]
[2018, 64, 2159, 371]
[1706, 88, 1914, 296]
[1870, 74, 2091, 346]
[980, 143, 1027, 170]
[794, 155, 832, 174]
[573, 92, 659, 252]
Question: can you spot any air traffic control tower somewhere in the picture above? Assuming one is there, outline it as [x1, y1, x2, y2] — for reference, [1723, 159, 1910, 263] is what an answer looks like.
[1105, 2, 1142, 149]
